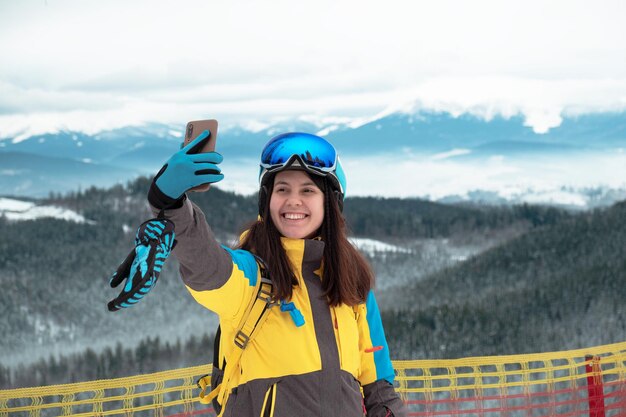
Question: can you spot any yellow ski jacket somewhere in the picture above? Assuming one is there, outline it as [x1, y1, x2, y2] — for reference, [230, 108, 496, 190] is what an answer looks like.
[156, 199, 405, 417]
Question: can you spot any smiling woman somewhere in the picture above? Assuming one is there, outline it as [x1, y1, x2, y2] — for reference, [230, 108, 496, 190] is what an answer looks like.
[145, 131, 406, 416]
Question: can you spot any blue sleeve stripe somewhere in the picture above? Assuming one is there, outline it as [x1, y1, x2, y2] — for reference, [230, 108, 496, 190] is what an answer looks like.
[221, 246, 258, 286]
[365, 290, 395, 384]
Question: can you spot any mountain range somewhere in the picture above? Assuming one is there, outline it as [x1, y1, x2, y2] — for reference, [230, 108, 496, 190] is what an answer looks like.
[1, 111, 626, 207]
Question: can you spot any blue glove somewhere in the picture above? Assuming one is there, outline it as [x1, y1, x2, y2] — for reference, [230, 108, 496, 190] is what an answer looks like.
[107, 218, 176, 312]
[154, 130, 224, 199]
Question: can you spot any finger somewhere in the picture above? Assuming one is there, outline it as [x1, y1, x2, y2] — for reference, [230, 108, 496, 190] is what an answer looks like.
[194, 173, 225, 184]
[139, 258, 149, 280]
[107, 299, 121, 312]
[108, 291, 135, 311]
[189, 152, 223, 164]
[124, 274, 156, 303]
[193, 163, 221, 175]
[183, 130, 211, 155]
[128, 246, 150, 291]
[108, 268, 159, 312]
[112, 280, 146, 309]
[127, 290, 145, 303]
[110, 250, 136, 288]
[126, 266, 139, 293]
[141, 275, 157, 292]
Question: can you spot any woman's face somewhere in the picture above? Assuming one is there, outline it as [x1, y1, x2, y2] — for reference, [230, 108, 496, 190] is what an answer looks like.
[270, 170, 325, 239]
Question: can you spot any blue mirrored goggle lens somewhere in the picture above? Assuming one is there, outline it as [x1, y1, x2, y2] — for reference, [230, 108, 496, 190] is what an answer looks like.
[261, 133, 337, 169]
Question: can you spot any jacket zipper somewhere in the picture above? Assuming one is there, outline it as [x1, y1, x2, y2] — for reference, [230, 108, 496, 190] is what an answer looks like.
[331, 308, 344, 368]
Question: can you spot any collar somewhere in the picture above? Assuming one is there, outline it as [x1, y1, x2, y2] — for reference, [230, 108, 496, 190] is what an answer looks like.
[280, 237, 325, 273]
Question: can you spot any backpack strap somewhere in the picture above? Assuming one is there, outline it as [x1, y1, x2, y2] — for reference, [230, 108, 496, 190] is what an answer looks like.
[198, 256, 276, 411]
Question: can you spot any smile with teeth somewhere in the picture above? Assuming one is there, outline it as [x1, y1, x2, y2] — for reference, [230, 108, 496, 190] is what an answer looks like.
[283, 213, 308, 220]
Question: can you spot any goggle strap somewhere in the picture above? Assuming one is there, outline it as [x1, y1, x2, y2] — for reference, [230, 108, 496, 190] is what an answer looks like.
[261, 153, 336, 172]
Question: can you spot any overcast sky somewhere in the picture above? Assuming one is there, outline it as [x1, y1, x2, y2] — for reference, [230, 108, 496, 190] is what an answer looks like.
[1, 0, 625, 139]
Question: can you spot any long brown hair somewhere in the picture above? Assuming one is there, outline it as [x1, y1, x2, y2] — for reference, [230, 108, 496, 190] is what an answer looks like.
[236, 172, 374, 306]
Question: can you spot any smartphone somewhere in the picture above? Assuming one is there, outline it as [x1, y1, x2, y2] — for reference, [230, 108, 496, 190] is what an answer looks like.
[183, 119, 219, 192]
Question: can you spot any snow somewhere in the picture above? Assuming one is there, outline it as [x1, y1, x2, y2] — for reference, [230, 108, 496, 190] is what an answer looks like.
[515, 190, 588, 207]
[0, 198, 33, 211]
[349, 237, 412, 255]
[316, 125, 340, 136]
[0, 197, 95, 224]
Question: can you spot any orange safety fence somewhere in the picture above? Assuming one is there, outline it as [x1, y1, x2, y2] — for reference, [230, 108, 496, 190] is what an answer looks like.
[0, 341, 624, 417]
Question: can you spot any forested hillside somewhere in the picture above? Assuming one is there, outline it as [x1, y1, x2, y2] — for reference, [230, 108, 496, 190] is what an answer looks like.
[383, 201, 626, 360]
[0, 334, 213, 389]
[41, 176, 571, 238]
[344, 197, 569, 239]
[0, 176, 581, 389]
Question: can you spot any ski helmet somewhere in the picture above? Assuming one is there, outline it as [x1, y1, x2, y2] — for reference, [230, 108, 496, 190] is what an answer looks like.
[258, 132, 346, 214]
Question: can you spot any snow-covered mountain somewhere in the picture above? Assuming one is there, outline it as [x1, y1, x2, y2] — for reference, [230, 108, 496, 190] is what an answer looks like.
[1, 111, 626, 207]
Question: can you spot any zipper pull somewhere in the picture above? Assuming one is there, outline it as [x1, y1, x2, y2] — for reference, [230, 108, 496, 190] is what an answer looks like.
[365, 346, 383, 353]
[280, 300, 305, 327]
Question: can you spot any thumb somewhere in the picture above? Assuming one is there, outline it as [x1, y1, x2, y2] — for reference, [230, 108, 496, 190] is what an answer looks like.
[183, 130, 211, 155]
[110, 249, 135, 288]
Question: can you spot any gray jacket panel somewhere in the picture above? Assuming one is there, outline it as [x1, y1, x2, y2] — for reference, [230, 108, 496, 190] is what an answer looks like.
[151, 198, 233, 291]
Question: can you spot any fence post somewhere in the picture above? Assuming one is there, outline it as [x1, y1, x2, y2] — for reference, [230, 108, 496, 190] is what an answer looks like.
[585, 355, 605, 417]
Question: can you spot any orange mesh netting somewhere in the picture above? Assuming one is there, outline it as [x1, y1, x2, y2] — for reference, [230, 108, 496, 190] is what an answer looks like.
[1, 341, 624, 417]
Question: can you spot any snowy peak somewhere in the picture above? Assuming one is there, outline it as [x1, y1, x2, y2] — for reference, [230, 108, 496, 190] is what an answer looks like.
[1, 111, 626, 207]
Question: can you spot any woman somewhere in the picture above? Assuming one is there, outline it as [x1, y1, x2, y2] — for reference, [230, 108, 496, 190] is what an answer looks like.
[147, 132, 406, 417]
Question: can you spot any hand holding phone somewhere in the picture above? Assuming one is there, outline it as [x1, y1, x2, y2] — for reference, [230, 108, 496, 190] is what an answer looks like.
[183, 119, 219, 192]
[153, 120, 223, 200]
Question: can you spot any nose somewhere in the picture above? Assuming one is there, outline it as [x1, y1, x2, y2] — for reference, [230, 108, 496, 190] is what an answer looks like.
[285, 194, 303, 207]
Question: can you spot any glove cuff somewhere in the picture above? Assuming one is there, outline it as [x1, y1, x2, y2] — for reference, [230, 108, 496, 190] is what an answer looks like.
[148, 180, 186, 210]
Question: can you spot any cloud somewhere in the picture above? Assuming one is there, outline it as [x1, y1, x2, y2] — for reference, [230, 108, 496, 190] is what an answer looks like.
[0, 81, 125, 114]
[1, 0, 626, 138]
[431, 149, 472, 161]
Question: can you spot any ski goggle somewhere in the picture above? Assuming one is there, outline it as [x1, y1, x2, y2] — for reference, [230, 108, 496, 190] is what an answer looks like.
[259, 132, 346, 195]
